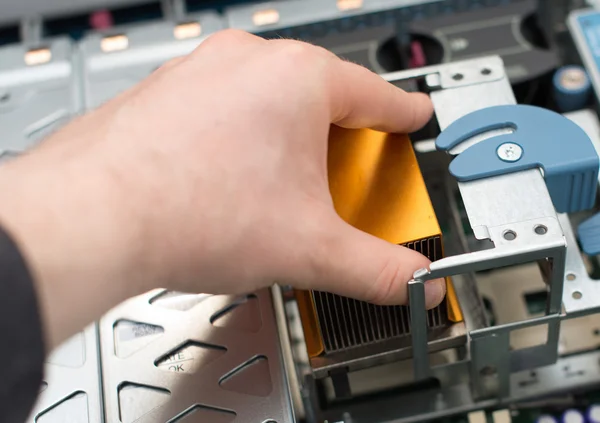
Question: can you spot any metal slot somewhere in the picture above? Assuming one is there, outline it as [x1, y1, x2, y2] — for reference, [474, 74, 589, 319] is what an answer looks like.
[80, 12, 223, 109]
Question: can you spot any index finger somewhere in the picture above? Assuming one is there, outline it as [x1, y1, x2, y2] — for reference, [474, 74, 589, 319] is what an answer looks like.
[327, 59, 434, 133]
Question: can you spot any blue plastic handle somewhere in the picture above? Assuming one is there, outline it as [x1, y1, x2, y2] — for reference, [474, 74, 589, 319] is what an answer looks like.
[435, 104, 599, 213]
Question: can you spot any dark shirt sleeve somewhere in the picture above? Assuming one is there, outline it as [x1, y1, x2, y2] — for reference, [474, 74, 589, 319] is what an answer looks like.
[0, 227, 45, 423]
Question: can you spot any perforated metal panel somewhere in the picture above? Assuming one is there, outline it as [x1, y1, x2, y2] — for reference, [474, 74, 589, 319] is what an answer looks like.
[99, 289, 294, 423]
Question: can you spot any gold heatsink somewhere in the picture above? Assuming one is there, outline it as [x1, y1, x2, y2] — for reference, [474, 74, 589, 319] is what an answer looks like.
[296, 126, 463, 358]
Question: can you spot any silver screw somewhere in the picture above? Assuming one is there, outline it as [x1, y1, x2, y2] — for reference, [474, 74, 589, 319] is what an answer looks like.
[497, 143, 522, 162]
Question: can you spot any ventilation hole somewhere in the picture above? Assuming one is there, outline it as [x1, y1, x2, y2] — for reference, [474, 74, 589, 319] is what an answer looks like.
[46, 331, 85, 368]
[169, 404, 236, 422]
[118, 383, 170, 423]
[37, 392, 88, 423]
[219, 355, 272, 397]
[503, 230, 517, 241]
[524, 290, 547, 316]
[481, 68, 492, 75]
[534, 225, 548, 235]
[0, 93, 10, 103]
[150, 291, 209, 311]
[452, 73, 464, 81]
[593, 329, 600, 336]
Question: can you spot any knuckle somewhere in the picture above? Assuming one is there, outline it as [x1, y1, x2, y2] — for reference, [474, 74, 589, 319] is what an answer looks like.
[196, 28, 254, 51]
[275, 41, 315, 60]
[273, 40, 332, 64]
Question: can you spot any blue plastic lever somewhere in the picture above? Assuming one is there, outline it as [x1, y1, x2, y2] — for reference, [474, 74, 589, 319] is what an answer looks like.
[435, 104, 599, 213]
[578, 214, 600, 256]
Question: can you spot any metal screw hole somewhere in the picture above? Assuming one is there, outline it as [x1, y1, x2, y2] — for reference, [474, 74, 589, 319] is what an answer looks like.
[452, 73, 464, 81]
[503, 230, 517, 241]
[534, 225, 548, 235]
[573, 291, 583, 300]
[481, 68, 492, 75]
[567, 273, 577, 281]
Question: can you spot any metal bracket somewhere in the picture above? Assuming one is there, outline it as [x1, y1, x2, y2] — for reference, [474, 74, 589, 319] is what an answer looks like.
[382, 56, 571, 399]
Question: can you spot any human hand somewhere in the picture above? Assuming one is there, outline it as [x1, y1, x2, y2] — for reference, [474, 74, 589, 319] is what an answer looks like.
[0, 30, 444, 348]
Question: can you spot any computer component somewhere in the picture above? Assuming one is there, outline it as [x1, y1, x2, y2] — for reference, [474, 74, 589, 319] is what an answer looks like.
[409, 0, 559, 85]
[587, 405, 600, 423]
[80, 10, 223, 109]
[552, 65, 592, 112]
[0, 36, 81, 159]
[562, 409, 585, 423]
[295, 126, 465, 397]
[299, 56, 600, 423]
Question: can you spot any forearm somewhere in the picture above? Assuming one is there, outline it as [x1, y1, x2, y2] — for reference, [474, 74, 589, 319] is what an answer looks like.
[0, 121, 150, 349]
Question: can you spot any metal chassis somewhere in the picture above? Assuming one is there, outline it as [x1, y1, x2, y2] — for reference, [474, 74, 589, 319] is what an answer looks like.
[306, 56, 600, 423]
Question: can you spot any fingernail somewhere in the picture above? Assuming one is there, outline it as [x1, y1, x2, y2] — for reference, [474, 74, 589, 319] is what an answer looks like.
[424, 278, 446, 309]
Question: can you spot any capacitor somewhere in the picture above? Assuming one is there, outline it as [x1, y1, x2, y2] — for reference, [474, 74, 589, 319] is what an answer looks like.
[552, 65, 592, 113]
[586, 405, 600, 423]
[562, 409, 585, 423]
[535, 415, 558, 423]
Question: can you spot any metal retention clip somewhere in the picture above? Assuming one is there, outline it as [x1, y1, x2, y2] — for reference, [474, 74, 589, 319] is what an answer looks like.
[436, 104, 599, 214]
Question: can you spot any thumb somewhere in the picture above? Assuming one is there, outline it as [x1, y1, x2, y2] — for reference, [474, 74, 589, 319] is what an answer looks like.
[303, 216, 446, 309]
